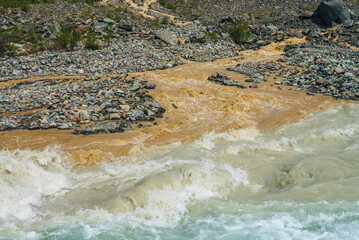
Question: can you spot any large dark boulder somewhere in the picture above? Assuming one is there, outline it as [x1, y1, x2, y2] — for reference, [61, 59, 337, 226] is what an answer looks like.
[313, 0, 351, 27]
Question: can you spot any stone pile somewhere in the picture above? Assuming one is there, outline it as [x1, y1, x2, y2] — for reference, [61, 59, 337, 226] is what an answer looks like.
[0, 76, 165, 134]
[0, 39, 184, 81]
[280, 43, 359, 100]
[0, 37, 244, 81]
[208, 73, 245, 88]
[227, 61, 283, 79]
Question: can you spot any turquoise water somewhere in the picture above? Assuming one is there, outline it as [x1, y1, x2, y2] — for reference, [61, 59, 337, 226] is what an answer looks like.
[36, 201, 359, 240]
[1, 104, 359, 239]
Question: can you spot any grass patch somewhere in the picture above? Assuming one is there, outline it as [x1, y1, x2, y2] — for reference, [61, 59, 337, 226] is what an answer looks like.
[302, 2, 319, 11]
[0, 22, 44, 56]
[53, 25, 82, 49]
[159, 0, 176, 10]
[0, 0, 100, 9]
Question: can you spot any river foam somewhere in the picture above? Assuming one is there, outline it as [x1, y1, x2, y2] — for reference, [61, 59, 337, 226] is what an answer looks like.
[1, 104, 359, 239]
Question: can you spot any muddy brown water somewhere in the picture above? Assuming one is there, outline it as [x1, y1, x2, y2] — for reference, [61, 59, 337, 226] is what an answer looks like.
[0, 38, 348, 165]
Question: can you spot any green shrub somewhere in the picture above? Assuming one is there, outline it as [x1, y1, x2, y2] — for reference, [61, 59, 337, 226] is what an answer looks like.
[167, 2, 176, 9]
[65, 0, 100, 5]
[0, 31, 9, 56]
[24, 23, 43, 53]
[0, 0, 100, 8]
[161, 16, 170, 25]
[159, 0, 176, 10]
[117, 7, 129, 13]
[0, 21, 45, 56]
[153, 17, 160, 24]
[205, 31, 220, 42]
[54, 25, 81, 49]
[228, 23, 252, 44]
[84, 30, 101, 50]
[0, 0, 53, 9]
[104, 25, 113, 43]
[159, 0, 167, 7]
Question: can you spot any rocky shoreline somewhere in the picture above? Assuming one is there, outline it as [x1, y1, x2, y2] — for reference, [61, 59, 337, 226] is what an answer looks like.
[1, 0, 358, 135]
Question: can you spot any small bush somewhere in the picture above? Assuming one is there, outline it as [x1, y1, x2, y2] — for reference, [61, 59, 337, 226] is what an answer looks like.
[117, 7, 128, 13]
[167, 2, 176, 9]
[0, 0, 53, 9]
[228, 23, 252, 44]
[104, 25, 114, 44]
[161, 16, 170, 25]
[205, 31, 220, 42]
[159, 0, 167, 7]
[0, 0, 100, 9]
[54, 25, 81, 49]
[302, 2, 319, 11]
[24, 23, 43, 53]
[0, 31, 9, 56]
[159, 0, 176, 10]
[84, 30, 101, 50]
[153, 17, 160, 24]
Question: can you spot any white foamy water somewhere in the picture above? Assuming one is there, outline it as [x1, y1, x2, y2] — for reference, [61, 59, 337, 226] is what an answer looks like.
[1, 104, 359, 239]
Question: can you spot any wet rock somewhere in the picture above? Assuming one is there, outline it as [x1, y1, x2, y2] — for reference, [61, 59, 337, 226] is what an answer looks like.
[208, 73, 241, 87]
[149, 102, 161, 109]
[132, 110, 145, 120]
[73, 122, 128, 135]
[145, 83, 156, 89]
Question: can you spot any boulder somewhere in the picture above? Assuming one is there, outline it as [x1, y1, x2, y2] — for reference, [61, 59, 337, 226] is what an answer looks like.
[118, 23, 133, 32]
[155, 30, 178, 45]
[92, 21, 108, 31]
[313, 0, 351, 27]
[49, 22, 60, 40]
[103, 18, 115, 25]
[191, 32, 206, 43]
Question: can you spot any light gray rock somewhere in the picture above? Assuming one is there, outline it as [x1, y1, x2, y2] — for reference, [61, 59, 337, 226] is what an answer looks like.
[155, 30, 178, 45]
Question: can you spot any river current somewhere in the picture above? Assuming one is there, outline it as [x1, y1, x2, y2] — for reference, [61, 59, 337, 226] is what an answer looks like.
[1, 103, 359, 239]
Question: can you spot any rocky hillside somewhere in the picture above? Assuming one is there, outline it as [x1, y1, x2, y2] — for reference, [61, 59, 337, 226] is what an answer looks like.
[0, 0, 358, 75]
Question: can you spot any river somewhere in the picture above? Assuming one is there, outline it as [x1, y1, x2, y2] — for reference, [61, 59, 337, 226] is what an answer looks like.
[1, 103, 359, 239]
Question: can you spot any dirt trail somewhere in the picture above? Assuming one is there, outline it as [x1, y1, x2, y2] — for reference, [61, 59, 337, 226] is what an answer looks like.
[122, 0, 176, 20]
[0, 39, 347, 164]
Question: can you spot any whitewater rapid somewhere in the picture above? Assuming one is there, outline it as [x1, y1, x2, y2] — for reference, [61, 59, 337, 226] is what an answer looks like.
[1, 104, 359, 239]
